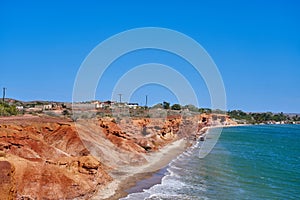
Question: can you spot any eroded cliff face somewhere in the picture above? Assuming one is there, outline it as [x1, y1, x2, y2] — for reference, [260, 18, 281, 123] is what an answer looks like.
[0, 161, 16, 200]
[0, 117, 112, 200]
[0, 113, 235, 199]
[98, 115, 196, 153]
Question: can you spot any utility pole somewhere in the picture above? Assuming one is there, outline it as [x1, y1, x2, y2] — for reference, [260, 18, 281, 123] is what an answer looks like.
[145, 95, 148, 107]
[118, 94, 122, 103]
[2, 87, 6, 103]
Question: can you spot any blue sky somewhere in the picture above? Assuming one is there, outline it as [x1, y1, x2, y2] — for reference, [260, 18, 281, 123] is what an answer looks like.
[1, 0, 299, 113]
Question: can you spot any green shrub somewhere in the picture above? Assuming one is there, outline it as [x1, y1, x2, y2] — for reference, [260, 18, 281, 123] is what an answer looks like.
[0, 102, 18, 116]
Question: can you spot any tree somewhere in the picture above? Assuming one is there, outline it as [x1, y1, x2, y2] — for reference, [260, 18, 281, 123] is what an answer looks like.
[199, 108, 212, 114]
[163, 101, 170, 109]
[171, 104, 181, 110]
[152, 103, 163, 109]
[183, 104, 199, 112]
[0, 102, 18, 116]
[292, 115, 299, 121]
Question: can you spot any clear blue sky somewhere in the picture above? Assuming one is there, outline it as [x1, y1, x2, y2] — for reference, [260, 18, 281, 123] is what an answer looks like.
[1, 0, 299, 113]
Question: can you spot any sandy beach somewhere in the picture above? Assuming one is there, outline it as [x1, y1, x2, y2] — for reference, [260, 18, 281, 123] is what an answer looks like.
[95, 124, 246, 200]
[92, 139, 188, 200]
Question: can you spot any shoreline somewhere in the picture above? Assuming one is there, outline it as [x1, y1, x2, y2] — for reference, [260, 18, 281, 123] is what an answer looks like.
[93, 124, 246, 199]
[92, 139, 189, 200]
[114, 124, 299, 200]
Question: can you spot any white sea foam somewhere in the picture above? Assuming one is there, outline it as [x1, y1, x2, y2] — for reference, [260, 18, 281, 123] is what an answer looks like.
[121, 139, 206, 200]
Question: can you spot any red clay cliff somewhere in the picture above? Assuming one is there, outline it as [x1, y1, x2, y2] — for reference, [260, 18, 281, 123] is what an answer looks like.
[0, 113, 236, 199]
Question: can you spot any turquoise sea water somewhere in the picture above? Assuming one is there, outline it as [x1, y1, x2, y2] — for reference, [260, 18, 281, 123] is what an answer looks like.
[121, 125, 300, 200]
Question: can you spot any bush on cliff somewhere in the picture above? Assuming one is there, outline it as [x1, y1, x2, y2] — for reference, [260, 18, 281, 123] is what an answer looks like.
[0, 102, 18, 116]
[171, 104, 181, 110]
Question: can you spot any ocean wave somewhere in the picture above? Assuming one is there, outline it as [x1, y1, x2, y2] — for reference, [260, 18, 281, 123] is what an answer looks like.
[121, 139, 205, 200]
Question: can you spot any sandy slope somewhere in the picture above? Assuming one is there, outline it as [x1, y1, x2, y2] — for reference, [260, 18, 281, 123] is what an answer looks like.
[93, 139, 187, 200]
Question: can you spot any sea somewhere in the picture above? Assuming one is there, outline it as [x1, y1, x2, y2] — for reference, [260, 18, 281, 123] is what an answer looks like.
[121, 125, 300, 200]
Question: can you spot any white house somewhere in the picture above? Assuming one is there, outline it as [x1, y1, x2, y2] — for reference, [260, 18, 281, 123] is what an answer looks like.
[43, 104, 53, 110]
[126, 103, 139, 109]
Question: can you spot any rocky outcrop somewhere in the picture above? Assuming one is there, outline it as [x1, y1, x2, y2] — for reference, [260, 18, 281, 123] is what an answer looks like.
[0, 117, 112, 199]
[99, 115, 188, 153]
[0, 161, 16, 200]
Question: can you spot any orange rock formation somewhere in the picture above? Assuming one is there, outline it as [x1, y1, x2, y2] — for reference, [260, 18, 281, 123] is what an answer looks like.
[0, 117, 112, 199]
[0, 113, 236, 199]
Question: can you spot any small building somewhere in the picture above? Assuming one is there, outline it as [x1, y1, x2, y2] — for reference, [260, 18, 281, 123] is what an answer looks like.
[25, 106, 43, 112]
[126, 103, 139, 109]
[95, 101, 115, 109]
[43, 104, 53, 110]
[16, 106, 24, 111]
[95, 102, 103, 109]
